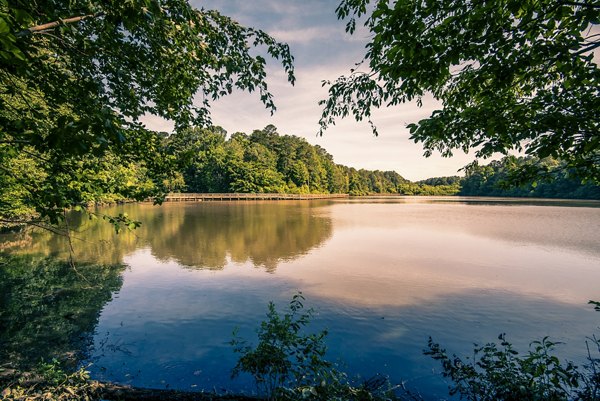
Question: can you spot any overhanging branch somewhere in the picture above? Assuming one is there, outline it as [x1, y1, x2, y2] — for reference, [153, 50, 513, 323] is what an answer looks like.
[574, 41, 600, 56]
[16, 12, 104, 38]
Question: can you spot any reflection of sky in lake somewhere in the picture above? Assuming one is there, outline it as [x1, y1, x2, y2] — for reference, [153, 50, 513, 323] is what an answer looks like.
[83, 199, 600, 399]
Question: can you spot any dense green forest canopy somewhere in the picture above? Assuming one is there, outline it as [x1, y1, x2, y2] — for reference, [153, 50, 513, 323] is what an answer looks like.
[0, 0, 294, 226]
[166, 124, 430, 196]
[460, 156, 600, 199]
[167, 125, 600, 199]
[320, 0, 600, 182]
[5, 115, 600, 231]
[418, 176, 462, 186]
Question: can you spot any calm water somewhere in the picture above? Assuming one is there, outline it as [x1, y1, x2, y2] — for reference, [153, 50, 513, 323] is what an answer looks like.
[2, 197, 600, 399]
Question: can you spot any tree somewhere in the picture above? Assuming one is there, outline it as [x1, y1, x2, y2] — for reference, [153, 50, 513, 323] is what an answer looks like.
[320, 0, 600, 182]
[459, 155, 600, 199]
[0, 0, 294, 226]
[166, 126, 229, 192]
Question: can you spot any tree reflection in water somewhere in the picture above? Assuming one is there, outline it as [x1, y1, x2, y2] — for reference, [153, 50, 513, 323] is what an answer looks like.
[0, 254, 124, 371]
[147, 202, 333, 271]
[4, 201, 334, 272]
[0, 201, 333, 370]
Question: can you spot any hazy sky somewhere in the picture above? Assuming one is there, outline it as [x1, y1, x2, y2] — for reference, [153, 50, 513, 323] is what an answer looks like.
[145, 0, 482, 181]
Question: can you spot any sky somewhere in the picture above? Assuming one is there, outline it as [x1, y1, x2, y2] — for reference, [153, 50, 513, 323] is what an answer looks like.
[144, 0, 482, 181]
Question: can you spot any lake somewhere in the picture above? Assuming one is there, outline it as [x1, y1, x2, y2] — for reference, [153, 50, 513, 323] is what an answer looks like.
[1, 197, 599, 399]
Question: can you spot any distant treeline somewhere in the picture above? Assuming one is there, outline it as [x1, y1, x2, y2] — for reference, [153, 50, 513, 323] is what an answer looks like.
[459, 156, 600, 199]
[165, 126, 600, 199]
[166, 125, 460, 196]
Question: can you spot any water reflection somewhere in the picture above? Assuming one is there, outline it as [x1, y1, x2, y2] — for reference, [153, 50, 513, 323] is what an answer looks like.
[3, 201, 333, 271]
[0, 254, 124, 370]
[145, 202, 333, 271]
[1, 198, 599, 398]
[329, 198, 600, 258]
[86, 251, 599, 399]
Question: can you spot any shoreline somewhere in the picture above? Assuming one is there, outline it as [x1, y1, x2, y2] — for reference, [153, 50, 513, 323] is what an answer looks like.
[160, 193, 349, 202]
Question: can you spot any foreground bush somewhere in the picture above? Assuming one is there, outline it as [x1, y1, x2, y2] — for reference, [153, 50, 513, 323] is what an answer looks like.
[426, 302, 599, 401]
[3, 296, 597, 400]
[234, 296, 600, 401]
[230, 293, 419, 401]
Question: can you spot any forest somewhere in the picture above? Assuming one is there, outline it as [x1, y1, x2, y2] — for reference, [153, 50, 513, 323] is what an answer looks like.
[164, 125, 600, 200]
[0, 123, 465, 228]
[1, 0, 599, 400]
[164, 124, 461, 197]
[460, 156, 600, 199]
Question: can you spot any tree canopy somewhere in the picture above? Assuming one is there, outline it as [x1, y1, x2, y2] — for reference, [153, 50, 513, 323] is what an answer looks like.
[320, 0, 600, 182]
[166, 124, 421, 196]
[0, 0, 294, 226]
[460, 155, 600, 199]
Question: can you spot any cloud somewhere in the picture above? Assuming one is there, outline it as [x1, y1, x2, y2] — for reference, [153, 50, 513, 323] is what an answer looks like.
[144, 0, 479, 180]
[269, 26, 344, 44]
[140, 113, 174, 133]
[195, 0, 340, 28]
[203, 62, 474, 181]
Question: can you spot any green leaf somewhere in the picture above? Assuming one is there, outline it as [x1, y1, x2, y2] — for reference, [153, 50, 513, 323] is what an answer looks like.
[0, 16, 10, 33]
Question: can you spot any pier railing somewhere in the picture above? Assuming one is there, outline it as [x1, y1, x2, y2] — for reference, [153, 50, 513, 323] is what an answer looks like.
[163, 193, 349, 202]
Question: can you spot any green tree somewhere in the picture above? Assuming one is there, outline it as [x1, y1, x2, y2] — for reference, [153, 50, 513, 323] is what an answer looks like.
[167, 126, 229, 192]
[0, 0, 294, 225]
[347, 168, 369, 195]
[460, 156, 600, 199]
[169, 125, 429, 197]
[325, 163, 349, 194]
[418, 176, 462, 186]
[320, 0, 600, 182]
[224, 134, 285, 193]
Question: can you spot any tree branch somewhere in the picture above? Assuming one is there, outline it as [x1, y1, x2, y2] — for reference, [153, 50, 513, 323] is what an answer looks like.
[0, 140, 31, 144]
[558, 1, 600, 8]
[15, 12, 104, 38]
[573, 41, 600, 56]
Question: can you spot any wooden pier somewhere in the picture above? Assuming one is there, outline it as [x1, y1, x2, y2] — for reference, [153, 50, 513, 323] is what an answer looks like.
[163, 193, 349, 202]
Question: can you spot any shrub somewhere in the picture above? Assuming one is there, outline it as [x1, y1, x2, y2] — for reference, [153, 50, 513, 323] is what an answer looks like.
[425, 334, 579, 401]
[426, 301, 600, 401]
[230, 293, 331, 400]
[230, 293, 414, 401]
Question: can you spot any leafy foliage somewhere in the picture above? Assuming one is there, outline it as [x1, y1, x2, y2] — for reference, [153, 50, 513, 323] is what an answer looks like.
[426, 334, 579, 401]
[427, 302, 600, 400]
[321, 0, 600, 182]
[230, 293, 331, 400]
[167, 125, 448, 196]
[0, 0, 295, 225]
[396, 182, 460, 196]
[0, 361, 98, 401]
[417, 176, 462, 187]
[231, 293, 414, 401]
